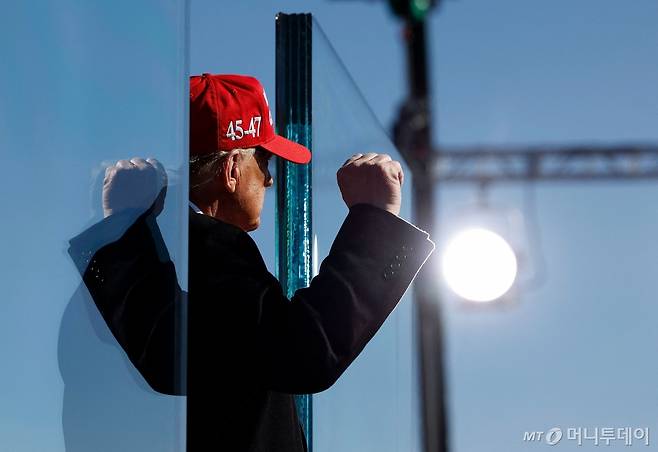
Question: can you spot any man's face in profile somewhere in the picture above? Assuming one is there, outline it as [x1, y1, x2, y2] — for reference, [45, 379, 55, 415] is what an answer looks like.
[233, 148, 274, 231]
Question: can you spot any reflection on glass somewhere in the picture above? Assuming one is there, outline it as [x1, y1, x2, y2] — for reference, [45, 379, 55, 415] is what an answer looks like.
[312, 19, 420, 452]
[67, 157, 186, 395]
[62, 161, 187, 451]
[0, 2, 187, 451]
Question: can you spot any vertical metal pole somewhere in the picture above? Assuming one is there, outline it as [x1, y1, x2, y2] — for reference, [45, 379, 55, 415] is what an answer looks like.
[394, 17, 449, 452]
[275, 12, 314, 450]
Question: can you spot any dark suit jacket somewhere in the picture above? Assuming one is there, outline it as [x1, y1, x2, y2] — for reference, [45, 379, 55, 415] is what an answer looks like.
[69, 203, 434, 452]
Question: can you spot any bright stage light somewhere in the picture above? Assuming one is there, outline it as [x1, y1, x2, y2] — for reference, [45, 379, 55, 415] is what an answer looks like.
[441, 228, 518, 302]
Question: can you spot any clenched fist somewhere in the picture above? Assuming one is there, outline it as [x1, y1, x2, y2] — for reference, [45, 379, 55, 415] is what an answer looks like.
[337, 153, 404, 216]
[102, 157, 168, 218]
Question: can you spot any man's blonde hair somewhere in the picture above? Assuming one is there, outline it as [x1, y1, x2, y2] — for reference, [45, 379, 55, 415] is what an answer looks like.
[189, 148, 256, 190]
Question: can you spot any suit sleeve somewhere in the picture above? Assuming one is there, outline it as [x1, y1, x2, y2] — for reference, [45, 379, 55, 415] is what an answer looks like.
[205, 203, 435, 394]
[68, 209, 186, 395]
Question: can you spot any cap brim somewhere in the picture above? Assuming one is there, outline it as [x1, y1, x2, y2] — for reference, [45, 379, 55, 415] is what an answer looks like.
[259, 135, 312, 164]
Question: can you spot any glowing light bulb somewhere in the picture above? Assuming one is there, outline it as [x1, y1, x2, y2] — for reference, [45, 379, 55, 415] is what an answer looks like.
[442, 228, 518, 302]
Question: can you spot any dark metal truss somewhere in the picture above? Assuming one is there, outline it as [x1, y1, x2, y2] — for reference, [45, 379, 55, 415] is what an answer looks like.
[431, 145, 658, 183]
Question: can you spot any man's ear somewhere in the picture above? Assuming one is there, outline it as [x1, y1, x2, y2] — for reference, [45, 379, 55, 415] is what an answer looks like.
[221, 150, 241, 193]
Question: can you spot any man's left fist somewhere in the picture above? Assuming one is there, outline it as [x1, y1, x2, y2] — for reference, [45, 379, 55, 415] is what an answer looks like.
[102, 157, 168, 218]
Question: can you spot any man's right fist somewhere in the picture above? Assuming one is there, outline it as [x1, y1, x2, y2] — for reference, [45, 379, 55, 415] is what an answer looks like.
[336, 153, 404, 216]
[102, 157, 168, 218]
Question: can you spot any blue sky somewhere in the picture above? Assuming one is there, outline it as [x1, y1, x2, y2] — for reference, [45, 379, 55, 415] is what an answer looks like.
[1, 0, 657, 451]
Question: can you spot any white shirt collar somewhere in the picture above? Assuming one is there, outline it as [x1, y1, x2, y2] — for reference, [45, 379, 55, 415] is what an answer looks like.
[189, 200, 203, 215]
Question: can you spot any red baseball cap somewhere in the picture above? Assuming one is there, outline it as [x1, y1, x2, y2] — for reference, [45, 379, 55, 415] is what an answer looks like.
[190, 73, 311, 164]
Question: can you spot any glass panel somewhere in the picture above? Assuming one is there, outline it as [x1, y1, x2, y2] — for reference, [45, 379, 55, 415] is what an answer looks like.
[190, 10, 421, 451]
[274, 13, 314, 440]
[0, 2, 188, 451]
[311, 20, 419, 452]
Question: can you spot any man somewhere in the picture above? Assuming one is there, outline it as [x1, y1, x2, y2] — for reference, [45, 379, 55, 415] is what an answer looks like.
[69, 74, 434, 451]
